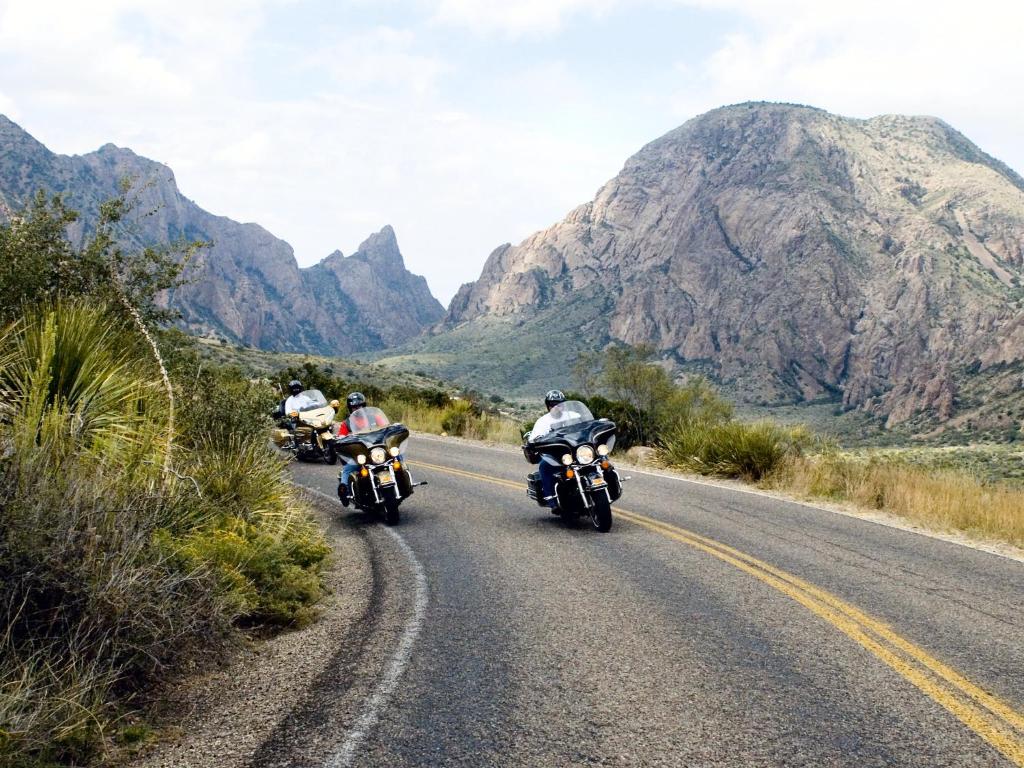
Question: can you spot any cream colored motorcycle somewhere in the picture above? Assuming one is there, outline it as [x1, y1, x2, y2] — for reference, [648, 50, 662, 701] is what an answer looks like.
[271, 389, 339, 464]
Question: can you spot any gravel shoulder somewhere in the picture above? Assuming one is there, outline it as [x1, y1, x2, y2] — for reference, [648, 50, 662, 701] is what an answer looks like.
[132, 493, 380, 768]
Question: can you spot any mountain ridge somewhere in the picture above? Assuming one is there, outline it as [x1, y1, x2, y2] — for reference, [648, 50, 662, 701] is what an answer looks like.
[408, 102, 1024, 430]
[0, 116, 444, 354]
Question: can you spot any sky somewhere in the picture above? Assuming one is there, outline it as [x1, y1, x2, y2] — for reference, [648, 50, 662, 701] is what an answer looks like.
[0, 0, 1022, 304]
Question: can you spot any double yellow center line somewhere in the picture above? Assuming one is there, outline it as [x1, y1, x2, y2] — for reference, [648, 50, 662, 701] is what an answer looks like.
[412, 459, 1024, 766]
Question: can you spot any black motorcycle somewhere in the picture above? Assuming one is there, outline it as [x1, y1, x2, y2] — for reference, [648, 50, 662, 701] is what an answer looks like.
[332, 407, 421, 525]
[523, 400, 624, 532]
[271, 389, 339, 464]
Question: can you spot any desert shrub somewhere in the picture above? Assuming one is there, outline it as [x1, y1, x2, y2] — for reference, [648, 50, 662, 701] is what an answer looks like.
[441, 400, 477, 436]
[172, 359, 277, 448]
[0, 190, 199, 327]
[173, 515, 329, 627]
[659, 420, 808, 480]
[570, 346, 735, 449]
[0, 452, 229, 765]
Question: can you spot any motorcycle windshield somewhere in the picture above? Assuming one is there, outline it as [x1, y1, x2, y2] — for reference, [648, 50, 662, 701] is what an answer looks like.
[344, 407, 391, 435]
[296, 389, 329, 412]
[531, 400, 595, 440]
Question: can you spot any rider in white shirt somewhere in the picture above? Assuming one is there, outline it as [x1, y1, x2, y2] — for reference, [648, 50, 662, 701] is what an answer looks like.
[530, 391, 582, 442]
[529, 390, 578, 509]
[283, 379, 316, 415]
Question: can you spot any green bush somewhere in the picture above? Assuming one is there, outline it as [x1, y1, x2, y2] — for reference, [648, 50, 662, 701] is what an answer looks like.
[441, 399, 477, 436]
[659, 420, 808, 480]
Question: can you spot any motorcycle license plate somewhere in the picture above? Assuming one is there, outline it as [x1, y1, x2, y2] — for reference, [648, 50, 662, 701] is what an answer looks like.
[376, 470, 394, 484]
[590, 477, 607, 488]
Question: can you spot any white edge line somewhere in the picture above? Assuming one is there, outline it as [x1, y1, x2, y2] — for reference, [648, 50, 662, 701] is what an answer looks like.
[303, 487, 430, 768]
[410, 433, 1024, 565]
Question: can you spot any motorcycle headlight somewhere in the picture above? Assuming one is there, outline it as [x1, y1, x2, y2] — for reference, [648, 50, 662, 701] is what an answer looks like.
[575, 445, 595, 464]
[357, 454, 367, 465]
[561, 453, 573, 466]
[597, 444, 609, 456]
[370, 447, 387, 464]
[389, 446, 400, 457]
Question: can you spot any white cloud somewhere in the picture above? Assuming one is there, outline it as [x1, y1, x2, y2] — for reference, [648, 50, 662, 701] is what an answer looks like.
[1, 0, 1022, 309]
[667, 0, 1024, 170]
[432, 0, 616, 36]
[0, 91, 19, 120]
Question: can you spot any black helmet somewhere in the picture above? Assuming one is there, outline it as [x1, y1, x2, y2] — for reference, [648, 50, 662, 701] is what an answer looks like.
[288, 379, 303, 395]
[346, 391, 367, 413]
[544, 389, 567, 410]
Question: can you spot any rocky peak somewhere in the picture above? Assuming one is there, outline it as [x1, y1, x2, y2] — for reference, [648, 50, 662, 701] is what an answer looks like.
[0, 116, 445, 355]
[350, 225, 405, 269]
[440, 102, 1024, 425]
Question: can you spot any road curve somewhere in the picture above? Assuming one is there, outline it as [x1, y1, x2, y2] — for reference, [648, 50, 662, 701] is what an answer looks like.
[272, 434, 1024, 768]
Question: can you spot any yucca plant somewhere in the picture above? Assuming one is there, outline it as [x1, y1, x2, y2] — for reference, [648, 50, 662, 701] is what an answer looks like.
[0, 302, 168, 483]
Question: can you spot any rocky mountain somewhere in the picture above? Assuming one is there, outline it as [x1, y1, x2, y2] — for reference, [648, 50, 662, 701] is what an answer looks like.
[0, 115, 444, 354]
[423, 102, 1024, 427]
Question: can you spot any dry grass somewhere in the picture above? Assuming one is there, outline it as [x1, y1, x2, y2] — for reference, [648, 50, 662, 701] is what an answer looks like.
[380, 398, 523, 445]
[766, 453, 1024, 548]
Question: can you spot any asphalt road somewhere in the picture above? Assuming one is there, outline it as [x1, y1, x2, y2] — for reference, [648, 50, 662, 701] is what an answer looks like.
[269, 434, 1024, 768]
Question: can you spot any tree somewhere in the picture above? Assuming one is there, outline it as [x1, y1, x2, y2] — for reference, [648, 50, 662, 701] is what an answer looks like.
[572, 343, 735, 446]
[0, 185, 203, 324]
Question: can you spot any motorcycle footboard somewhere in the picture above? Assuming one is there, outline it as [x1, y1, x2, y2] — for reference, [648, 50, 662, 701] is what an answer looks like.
[526, 472, 547, 507]
[397, 467, 414, 497]
[606, 469, 623, 502]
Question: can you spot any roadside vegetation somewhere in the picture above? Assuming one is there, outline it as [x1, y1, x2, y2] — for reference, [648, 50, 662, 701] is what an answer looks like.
[0, 194, 328, 766]
[572, 345, 1024, 549]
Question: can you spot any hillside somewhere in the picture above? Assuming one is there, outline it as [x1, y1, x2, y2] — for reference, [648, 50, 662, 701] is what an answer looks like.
[383, 103, 1024, 431]
[0, 116, 444, 354]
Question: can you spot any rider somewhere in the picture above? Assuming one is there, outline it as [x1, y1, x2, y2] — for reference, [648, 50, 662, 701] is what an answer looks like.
[283, 379, 316, 416]
[336, 392, 389, 506]
[335, 392, 387, 436]
[529, 390, 583, 509]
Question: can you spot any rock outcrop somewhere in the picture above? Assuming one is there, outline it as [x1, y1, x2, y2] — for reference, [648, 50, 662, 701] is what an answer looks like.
[443, 103, 1024, 424]
[0, 115, 444, 354]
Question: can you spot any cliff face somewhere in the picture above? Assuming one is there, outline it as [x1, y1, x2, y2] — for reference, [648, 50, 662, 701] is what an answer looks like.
[0, 116, 444, 354]
[444, 103, 1024, 424]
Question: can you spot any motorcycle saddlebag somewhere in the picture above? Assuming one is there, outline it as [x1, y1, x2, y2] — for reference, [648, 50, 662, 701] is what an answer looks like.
[522, 444, 540, 464]
[271, 428, 291, 447]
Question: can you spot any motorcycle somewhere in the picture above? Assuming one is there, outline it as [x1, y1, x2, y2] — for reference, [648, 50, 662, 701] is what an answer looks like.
[332, 407, 422, 525]
[271, 389, 339, 464]
[523, 400, 625, 532]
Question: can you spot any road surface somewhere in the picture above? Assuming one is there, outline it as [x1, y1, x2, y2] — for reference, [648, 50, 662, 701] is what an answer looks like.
[260, 434, 1023, 767]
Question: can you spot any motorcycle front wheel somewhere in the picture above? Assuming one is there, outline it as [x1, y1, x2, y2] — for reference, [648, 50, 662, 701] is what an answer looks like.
[324, 442, 338, 465]
[590, 496, 613, 533]
[383, 497, 401, 526]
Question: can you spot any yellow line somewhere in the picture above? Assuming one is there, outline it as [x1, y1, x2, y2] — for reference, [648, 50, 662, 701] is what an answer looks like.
[614, 510, 1024, 765]
[618, 509, 1024, 735]
[412, 459, 1024, 766]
